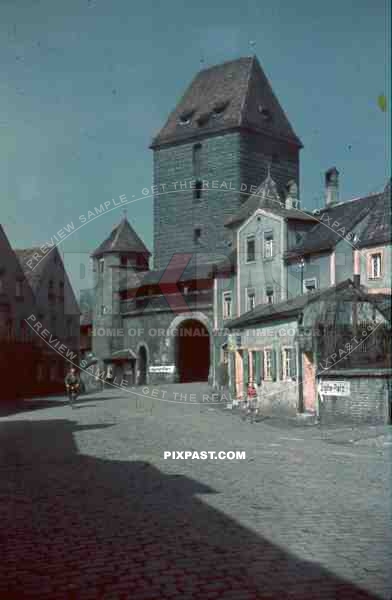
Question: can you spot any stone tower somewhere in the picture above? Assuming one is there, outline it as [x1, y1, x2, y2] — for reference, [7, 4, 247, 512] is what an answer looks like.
[151, 56, 302, 270]
[90, 215, 150, 362]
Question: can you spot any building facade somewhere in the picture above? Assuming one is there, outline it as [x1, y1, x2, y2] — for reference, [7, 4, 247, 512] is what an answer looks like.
[0, 225, 79, 399]
[88, 56, 305, 385]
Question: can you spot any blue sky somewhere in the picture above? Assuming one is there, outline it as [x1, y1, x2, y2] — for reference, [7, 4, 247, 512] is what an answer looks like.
[1, 0, 390, 296]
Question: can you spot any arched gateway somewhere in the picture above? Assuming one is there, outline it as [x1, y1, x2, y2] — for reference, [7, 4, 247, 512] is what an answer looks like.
[175, 319, 210, 383]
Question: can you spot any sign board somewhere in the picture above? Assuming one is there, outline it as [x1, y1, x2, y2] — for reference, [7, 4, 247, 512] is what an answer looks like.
[149, 365, 175, 374]
[318, 380, 350, 397]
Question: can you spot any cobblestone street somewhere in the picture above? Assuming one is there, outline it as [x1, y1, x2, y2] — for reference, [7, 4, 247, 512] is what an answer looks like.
[0, 384, 391, 599]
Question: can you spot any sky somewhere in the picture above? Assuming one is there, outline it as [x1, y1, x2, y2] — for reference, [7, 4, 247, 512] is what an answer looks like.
[1, 0, 390, 297]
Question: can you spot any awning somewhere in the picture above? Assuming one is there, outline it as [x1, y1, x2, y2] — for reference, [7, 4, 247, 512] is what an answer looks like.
[111, 348, 137, 361]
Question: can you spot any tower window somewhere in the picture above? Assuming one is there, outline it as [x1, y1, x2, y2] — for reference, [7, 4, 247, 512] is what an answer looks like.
[194, 180, 202, 200]
[194, 227, 201, 243]
[99, 258, 104, 273]
[193, 143, 202, 178]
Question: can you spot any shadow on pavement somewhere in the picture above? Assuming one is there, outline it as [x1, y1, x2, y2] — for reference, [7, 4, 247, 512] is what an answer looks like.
[0, 419, 383, 599]
[0, 396, 119, 417]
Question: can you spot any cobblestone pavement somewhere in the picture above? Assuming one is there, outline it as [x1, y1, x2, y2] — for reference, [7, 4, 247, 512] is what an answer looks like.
[0, 384, 391, 600]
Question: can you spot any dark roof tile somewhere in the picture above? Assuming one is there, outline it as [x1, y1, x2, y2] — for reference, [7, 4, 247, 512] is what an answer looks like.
[151, 56, 302, 148]
[91, 217, 151, 258]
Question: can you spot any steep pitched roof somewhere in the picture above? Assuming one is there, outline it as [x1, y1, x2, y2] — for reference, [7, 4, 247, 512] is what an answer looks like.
[355, 181, 391, 248]
[225, 172, 316, 228]
[285, 188, 391, 259]
[91, 217, 151, 258]
[151, 56, 302, 148]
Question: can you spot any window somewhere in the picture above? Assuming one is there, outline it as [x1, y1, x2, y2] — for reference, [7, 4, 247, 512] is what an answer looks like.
[50, 315, 56, 333]
[99, 259, 105, 273]
[0, 274, 4, 294]
[36, 363, 45, 382]
[282, 348, 296, 379]
[246, 288, 256, 311]
[100, 305, 106, 316]
[19, 320, 27, 342]
[223, 291, 232, 319]
[6, 319, 13, 340]
[193, 143, 202, 178]
[67, 317, 73, 337]
[59, 281, 64, 300]
[194, 180, 202, 200]
[212, 100, 229, 116]
[264, 349, 273, 380]
[49, 362, 57, 382]
[265, 288, 274, 304]
[246, 235, 256, 262]
[369, 253, 382, 279]
[178, 109, 195, 125]
[263, 231, 274, 258]
[121, 255, 128, 266]
[303, 278, 317, 293]
[16, 280, 23, 298]
[48, 280, 55, 303]
[194, 227, 201, 243]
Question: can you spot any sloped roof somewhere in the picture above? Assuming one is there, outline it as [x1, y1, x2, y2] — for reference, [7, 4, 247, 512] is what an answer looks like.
[285, 189, 390, 258]
[14, 247, 49, 290]
[151, 56, 302, 148]
[225, 172, 316, 228]
[226, 279, 375, 329]
[91, 217, 151, 258]
[119, 252, 235, 292]
[355, 181, 391, 248]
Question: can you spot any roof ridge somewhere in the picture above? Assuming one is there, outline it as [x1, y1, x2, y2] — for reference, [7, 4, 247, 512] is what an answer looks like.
[238, 55, 256, 127]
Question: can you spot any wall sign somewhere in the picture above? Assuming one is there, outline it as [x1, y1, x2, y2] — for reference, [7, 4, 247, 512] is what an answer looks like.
[149, 365, 175, 374]
[318, 380, 350, 396]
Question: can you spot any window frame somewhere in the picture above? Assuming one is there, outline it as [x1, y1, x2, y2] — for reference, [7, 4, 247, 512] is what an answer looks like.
[264, 348, 273, 380]
[222, 291, 232, 320]
[265, 287, 274, 304]
[15, 279, 24, 299]
[303, 277, 318, 293]
[282, 347, 295, 380]
[263, 230, 274, 259]
[246, 287, 256, 311]
[246, 235, 256, 263]
[368, 252, 382, 279]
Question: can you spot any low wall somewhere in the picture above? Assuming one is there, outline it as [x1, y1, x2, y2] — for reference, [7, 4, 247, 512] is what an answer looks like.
[318, 369, 392, 425]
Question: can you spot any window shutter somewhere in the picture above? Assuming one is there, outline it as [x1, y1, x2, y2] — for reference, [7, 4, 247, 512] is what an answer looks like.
[260, 350, 264, 381]
[254, 351, 260, 382]
[243, 351, 249, 387]
[290, 347, 297, 379]
[279, 350, 283, 381]
[271, 349, 277, 381]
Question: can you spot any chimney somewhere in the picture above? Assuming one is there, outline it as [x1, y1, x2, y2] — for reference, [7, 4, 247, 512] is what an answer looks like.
[285, 180, 299, 209]
[325, 167, 339, 206]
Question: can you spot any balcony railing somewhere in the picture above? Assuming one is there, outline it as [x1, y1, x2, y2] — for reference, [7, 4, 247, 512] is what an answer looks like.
[120, 289, 213, 315]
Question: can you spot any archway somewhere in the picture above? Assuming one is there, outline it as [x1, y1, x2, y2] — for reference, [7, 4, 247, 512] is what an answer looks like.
[137, 345, 148, 385]
[176, 319, 210, 383]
